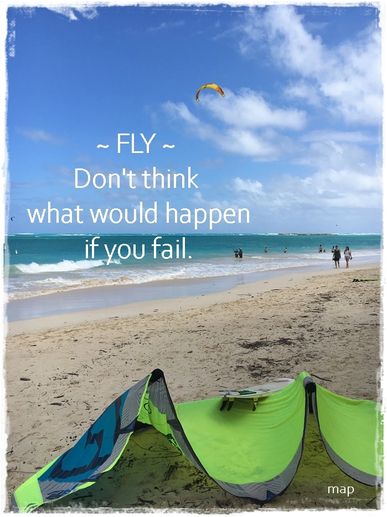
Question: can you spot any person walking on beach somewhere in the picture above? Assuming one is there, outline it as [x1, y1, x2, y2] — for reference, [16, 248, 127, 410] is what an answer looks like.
[332, 245, 341, 268]
[344, 246, 352, 268]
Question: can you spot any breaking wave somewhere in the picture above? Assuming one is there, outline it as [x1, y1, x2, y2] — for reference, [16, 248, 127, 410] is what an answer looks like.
[14, 259, 119, 274]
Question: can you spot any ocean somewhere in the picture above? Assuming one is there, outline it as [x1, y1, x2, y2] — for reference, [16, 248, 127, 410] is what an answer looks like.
[5, 233, 381, 302]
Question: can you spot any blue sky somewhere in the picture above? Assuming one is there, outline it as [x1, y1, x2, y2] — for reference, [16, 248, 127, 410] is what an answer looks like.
[6, 4, 382, 234]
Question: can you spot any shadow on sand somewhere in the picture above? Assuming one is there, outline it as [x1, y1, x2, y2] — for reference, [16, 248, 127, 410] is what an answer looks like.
[41, 419, 379, 512]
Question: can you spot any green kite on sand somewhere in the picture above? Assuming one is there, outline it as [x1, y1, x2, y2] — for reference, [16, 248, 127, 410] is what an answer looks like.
[12, 370, 383, 512]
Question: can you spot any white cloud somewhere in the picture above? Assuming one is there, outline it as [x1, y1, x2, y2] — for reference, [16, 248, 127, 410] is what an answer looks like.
[202, 88, 306, 130]
[46, 7, 98, 21]
[163, 101, 279, 160]
[273, 169, 381, 210]
[163, 86, 307, 160]
[164, 102, 201, 127]
[189, 152, 381, 231]
[239, 6, 382, 125]
[232, 177, 263, 195]
[263, 6, 326, 77]
[147, 20, 185, 32]
[283, 81, 321, 107]
[219, 127, 278, 158]
[229, 169, 381, 214]
[301, 130, 374, 144]
[296, 140, 374, 172]
[18, 128, 61, 143]
[228, 138, 381, 213]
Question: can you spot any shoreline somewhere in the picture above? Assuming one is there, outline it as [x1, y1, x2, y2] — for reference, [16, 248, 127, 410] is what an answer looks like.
[7, 262, 379, 334]
[7, 233, 380, 322]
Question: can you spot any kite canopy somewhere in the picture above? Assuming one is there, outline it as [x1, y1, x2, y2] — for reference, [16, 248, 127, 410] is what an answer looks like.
[195, 83, 225, 102]
[12, 370, 383, 512]
[313, 384, 383, 485]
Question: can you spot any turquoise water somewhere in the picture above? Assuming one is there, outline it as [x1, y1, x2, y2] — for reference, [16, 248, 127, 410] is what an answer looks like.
[5, 233, 381, 300]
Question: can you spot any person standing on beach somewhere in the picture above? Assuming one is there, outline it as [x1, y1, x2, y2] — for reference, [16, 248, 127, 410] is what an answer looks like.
[332, 245, 341, 268]
[344, 246, 352, 268]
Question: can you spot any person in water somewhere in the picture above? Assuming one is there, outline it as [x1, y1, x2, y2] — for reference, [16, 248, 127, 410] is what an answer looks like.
[283, 247, 288, 253]
[234, 249, 239, 258]
[344, 246, 352, 268]
[332, 245, 341, 268]
[264, 246, 268, 253]
[238, 248, 243, 258]
[319, 244, 323, 253]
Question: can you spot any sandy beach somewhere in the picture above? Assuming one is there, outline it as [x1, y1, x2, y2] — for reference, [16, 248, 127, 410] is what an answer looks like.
[5, 264, 381, 510]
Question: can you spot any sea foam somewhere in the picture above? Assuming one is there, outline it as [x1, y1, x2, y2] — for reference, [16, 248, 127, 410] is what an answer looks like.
[14, 259, 113, 274]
